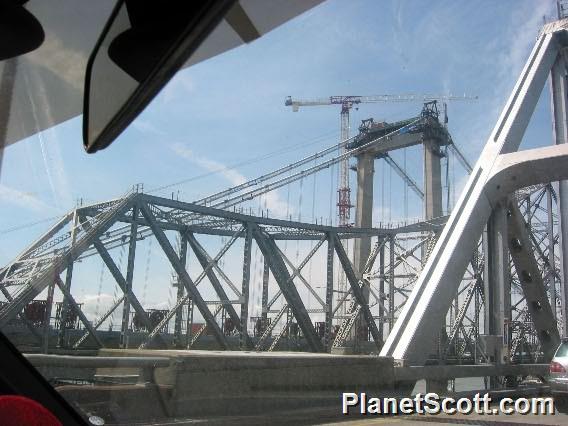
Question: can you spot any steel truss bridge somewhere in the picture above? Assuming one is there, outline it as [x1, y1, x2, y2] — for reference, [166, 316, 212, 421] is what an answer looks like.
[2, 17, 568, 375]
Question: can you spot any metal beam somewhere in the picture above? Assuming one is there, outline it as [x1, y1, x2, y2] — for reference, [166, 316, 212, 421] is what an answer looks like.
[73, 295, 125, 349]
[333, 234, 382, 349]
[484, 201, 510, 364]
[507, 200, 561, 360]
[57, 211, 79, 348]
[92, 238, 167, 348]
[120, 205, 139, 348]
[324, 233, 334, 351]
[382, 154, 424, 199]
[240, 224, 252, 349]
[551, 49, 568, 336]
[142, 227, 243, 348]
[53, 276, 103, 348]
[139, 202, 228, 349]
[380, 24, 566, 364]
[185, 231, 252, 349]
[174, 233, 188, 348]
[0, 195, 134, 327]
[252, 224, 323, 352]
[261, 259, 269, 322]
[275, 242, 326, 307]
[0, 285, 43, 344]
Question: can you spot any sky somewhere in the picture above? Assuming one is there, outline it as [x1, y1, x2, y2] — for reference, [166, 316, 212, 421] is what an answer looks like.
[0, 0, 560, 327]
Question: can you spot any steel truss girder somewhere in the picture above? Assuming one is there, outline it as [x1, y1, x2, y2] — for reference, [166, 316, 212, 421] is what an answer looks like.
[240, 225, 252, 349]
[333, 234, 383, 349]
[333, 237, 387, 348]
[120, 205, 139, 348]
[144, 226, 243, 348]
[507, 200, 560, 359]
[139, 201, 229, 349]
[0, 285, 43, 343]
[265, 236, 326, 310]
[53, 276, 103, 348]
[74, 295, 125, 348]
[92, 237, 167, 348]
[185, 231, 253, 348]
[381, 21, 568, 365]
[0, 194, 135, 327]
[251, 224, 323, 352]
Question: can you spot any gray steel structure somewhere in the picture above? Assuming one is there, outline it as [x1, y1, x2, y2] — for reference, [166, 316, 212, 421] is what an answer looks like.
[381, 18, 568, 366]
[0, 19, 566, 378]
[0, 189, 443, 352]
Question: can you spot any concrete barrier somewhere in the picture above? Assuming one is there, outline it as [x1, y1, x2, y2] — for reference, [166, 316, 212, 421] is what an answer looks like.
[98, 349, 395, 417]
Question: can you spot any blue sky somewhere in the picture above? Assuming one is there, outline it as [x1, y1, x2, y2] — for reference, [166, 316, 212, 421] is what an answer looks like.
[0, 0, 559, 323]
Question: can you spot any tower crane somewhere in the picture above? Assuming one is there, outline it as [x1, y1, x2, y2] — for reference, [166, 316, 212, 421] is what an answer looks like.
[285, 94, 478, 226]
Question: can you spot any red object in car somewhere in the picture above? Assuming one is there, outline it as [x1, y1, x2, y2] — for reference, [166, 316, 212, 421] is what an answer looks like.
[0, 395, 62, 426]
[550, 361, 566, 373]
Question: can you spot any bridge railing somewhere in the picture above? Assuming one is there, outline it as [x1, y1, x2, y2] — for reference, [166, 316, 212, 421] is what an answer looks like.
[24, 354, 170, 385]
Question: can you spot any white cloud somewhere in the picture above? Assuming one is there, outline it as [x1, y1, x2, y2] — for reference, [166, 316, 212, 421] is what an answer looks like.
[173, 143, 246, 186]
[79, 293, 116, 322]
[0, 185, 56, 212]
[171, 143, 292, 216]
[132, 119, 167, 136]
[161, 72, 194, 104]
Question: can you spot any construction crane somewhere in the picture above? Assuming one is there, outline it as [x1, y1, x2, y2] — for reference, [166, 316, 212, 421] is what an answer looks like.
[285, 94, 478, 226]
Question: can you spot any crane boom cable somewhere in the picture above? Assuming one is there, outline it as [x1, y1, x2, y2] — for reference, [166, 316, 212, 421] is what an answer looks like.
[196, 134, 355, 206]
[201, 118, 422, 213]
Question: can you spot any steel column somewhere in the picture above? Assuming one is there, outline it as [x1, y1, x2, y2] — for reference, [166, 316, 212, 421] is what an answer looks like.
[57, 211, 78, 347]
[550, 51, 568, 336]
[389, 236, 395, 330]
[120, 205, 139, 348]
[379, 242, 385, 342]
[54, 276, 103, 348]
[324, 233, 334, 351]
[380, 25, 562, 365]
[185, 231, 252, 348]
[252, 225, 323, 352]
[484, 201, 510, 364]
[93, 238, 168, 348]
[42, 282, 55, 353]
[174, 233, 188, 348]
[333, 235, 382, 349]
[73, 295, 125, 349]
[507, 201, 560, 360]
[261, 259, 269, 322]
[547, 185, 557, 320]
[139, 202, 228, 349]
[240, 224, 252, 349]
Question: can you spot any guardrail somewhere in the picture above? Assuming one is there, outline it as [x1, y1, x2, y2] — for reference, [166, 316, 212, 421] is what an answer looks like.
[395, 363, 549, 382]
[25, 354, 170, 384]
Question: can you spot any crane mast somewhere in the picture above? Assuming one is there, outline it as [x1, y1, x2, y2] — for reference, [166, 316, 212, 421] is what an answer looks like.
[338, 103, 352, 226]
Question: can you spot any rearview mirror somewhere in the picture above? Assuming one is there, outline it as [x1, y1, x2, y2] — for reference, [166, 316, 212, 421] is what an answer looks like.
[0, 0, 44, 60]
[83, 0, 235, 153]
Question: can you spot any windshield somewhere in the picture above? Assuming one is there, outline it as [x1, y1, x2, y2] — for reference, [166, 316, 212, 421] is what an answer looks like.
[0, 0, 564, 424]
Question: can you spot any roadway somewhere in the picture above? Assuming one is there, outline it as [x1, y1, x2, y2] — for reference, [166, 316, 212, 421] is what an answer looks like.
[111, 404, 568, 425]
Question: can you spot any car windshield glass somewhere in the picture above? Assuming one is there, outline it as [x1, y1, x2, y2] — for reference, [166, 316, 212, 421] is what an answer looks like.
[0, 1, 566, 424]
[557, 343, 568, 358]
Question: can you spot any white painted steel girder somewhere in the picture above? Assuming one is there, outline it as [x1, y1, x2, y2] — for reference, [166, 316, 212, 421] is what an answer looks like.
[380, 19, 568, 365]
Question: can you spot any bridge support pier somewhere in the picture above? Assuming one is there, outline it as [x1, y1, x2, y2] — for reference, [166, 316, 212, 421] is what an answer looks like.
[353, 153, 375, 277]
[423, 140, 443, 221]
